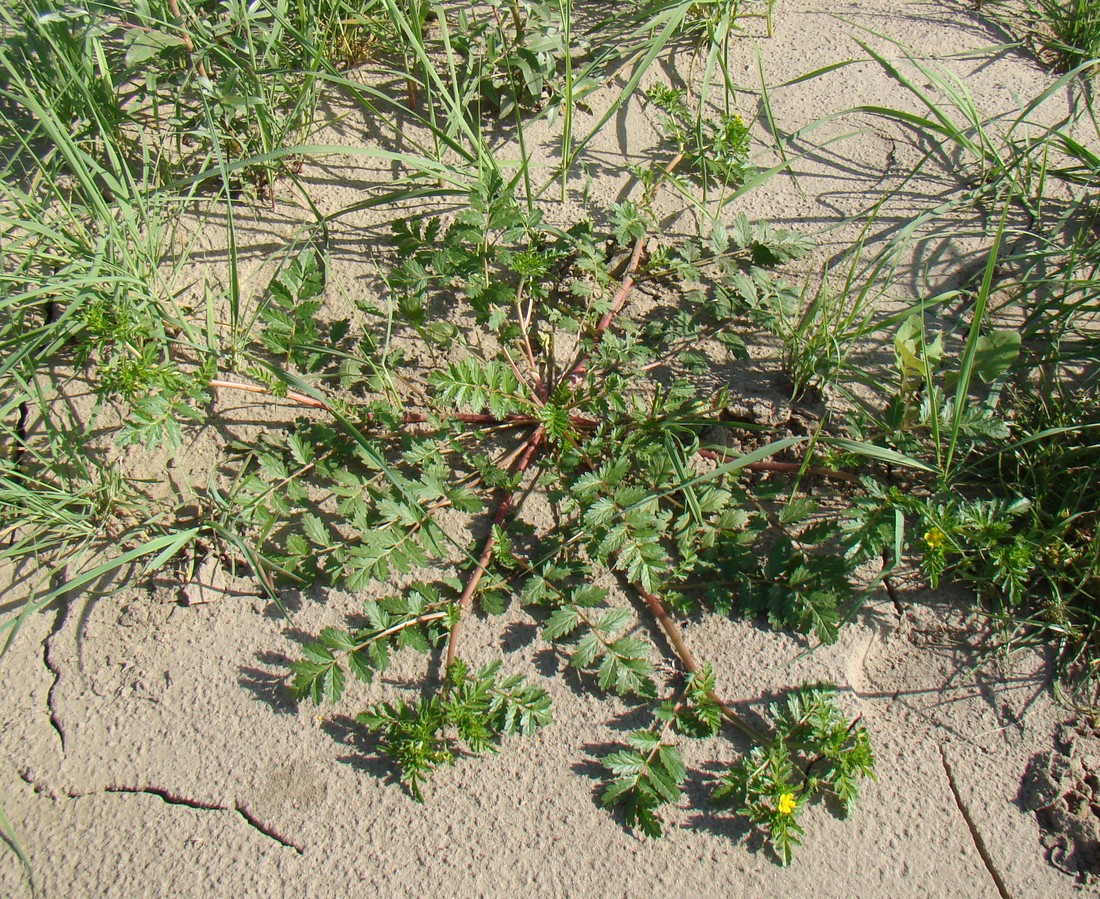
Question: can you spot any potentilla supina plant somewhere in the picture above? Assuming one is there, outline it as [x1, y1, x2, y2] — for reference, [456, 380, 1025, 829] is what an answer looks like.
[279, 159, 874, 863]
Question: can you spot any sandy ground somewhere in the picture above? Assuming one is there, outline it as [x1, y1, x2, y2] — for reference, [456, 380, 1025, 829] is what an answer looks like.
[2, 1, 1096, 896]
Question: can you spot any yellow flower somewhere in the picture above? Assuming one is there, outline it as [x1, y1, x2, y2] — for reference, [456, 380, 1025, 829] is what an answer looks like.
[924, 527, 946, 550]
[777, 793, 796, 816]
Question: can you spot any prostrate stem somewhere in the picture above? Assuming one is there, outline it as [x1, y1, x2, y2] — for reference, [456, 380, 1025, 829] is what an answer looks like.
[696, 449, 861, 484]
[209, 379, 331, 410]
[636, 586, 769, 745]
[443, 426, 545, 673]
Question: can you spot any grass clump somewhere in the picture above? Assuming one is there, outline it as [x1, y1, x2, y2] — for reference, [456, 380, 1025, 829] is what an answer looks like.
[984, 0, 1100, 71]
[779, 30, 1100, 676]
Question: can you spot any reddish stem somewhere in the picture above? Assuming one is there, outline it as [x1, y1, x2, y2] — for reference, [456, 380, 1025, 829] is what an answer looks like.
[443, 427, 545, 673]
[636, 587, 700, 672]
[405, 411, 528, 426]
[635, 586, 768, 744]
[696, 448, 861, 484]
[209, 379, 330, 410]
[564, 233, 648, 382]
[208, 381, 558, 432]
[595, 234, 648, 336]
[560, 152, 684, 386]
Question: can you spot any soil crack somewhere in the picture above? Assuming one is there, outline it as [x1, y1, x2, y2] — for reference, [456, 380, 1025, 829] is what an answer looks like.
[17, 766, 60, 800]
[939, 743, 1012, 899]
[43, 621, 66, 753]
[101, 786, 304, 854]
[235, 802, 305, 854]
[16, 770, 304, 853]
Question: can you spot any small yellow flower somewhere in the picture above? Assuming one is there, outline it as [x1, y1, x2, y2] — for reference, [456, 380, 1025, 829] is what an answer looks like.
[924, 527, 946, 550]
[777, 793, 796, 816]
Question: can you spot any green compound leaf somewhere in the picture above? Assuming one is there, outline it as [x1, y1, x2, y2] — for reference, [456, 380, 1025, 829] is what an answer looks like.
[713, 684, 874, 865]
[358, 663, 551, 801]
[601, 729, 686, 839]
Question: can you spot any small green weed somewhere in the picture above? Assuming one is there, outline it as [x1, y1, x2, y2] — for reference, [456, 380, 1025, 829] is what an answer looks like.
[644, 84, 753, 187]
[713, 685, 874, 866]
[824, 38, 1100, 673]
[359, 658, 552, 802]
[451, 0, 591, 115]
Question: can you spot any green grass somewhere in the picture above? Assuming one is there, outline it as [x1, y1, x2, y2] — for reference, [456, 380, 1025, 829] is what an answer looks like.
[984, 0, 1100, 71]
[779, 26, 1100, 672]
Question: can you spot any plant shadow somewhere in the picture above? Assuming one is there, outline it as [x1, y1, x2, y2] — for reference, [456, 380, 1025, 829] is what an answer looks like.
[238, 650, 299, 715]
[325, 713, 400, 784]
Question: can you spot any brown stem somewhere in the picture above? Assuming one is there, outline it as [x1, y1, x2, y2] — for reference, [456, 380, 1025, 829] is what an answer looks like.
[208, 381, 552, 433]
[561, 152, 685, 385]
[696, 448, 861, 484]
[165, 0, 208, 79]
[635, 586, 769, 745]
[209, 379, 330, 410]
[443, 427, 545, 673]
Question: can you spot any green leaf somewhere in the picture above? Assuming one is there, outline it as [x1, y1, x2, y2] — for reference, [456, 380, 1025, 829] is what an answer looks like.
[893, 314, 942, 381]
[779, 497, 818, 525]
[543, 606, 581, 640]
[421, 321, 459, 348]
[301, 643, 335, 664]
[600, 774, 641, 804]
[287, 432, 315, 466]
[125, 29, 186, 65]
[347, 650, 375, 684]
[571, 585, 607, 607]
[302, 513, 330, 547]
[288, 659, 331, 704]
[478, 590, 507, 615]
[972, 330, 1020, 384]
[538, 404, 571, 441]
[322, 664, 346, 705]
[627, 729, 661, 753]
[571, 632, 601, 668]
[597, 650, 656, 697]
[398, 626, 431, 654]
[430, 358, 523, 415]
[319, 627, 358, 652]
[592, 608, 631, 634]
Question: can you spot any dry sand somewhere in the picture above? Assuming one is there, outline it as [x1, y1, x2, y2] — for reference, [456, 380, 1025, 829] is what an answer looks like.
[2, 1, 1097, 896]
